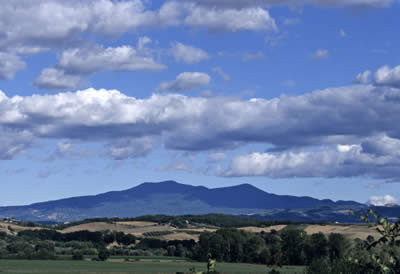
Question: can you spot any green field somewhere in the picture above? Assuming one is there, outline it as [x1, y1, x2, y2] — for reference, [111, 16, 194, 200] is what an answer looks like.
[0, 259, 305, 273]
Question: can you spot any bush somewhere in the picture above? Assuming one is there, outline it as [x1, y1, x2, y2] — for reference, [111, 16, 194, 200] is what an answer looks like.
[72, 250, 84, 260]
[97, 249, 110, 261]
[307, 258, 330, 274]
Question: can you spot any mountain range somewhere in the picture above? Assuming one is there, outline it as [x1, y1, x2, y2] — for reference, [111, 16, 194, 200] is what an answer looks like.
[0, 181, 396, 223]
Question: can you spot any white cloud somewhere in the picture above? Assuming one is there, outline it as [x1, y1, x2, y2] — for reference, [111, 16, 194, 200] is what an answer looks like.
[224, 145, 361, 177]
[58, 44, 165, 75]
[374, 65, 400, 88]
[35, 68, 82, 90]
[212, 67, 231, 81]
[0, 53, 26, 80]
[353, 70, 371, 84]
[0, 0, 280, 56]
[182, 0, 393, 9]
[224, 140, 400, 179]
[0, 0, 158, 51]
[184, 5, 278, 32]
[312, 49, 329, 59]
[368, 195, 398, 206]
[339, 29, 346, 37]
[2, 82, 400, 181]
[35, 40, 165, 90]
[170, 42, 209, 64]
[0, 0, 284, 84]
[158, 72, 211, 91]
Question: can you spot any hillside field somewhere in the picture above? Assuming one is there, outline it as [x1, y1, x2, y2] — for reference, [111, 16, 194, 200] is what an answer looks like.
[0, 220, 381, 242]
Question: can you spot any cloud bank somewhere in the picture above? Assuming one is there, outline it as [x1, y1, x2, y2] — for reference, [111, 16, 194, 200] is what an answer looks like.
[0, 80, 400, 181]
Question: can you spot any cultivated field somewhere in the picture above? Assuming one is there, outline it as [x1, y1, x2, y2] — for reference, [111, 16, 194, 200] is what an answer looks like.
[60, 222, 175, 235]
[1, 220, 380, 242]
[0, 222, 40, 234]
[60, 222, 216, 241]
[239, 225, 287, 233]
[304, 224, 381, 240]
[0, 259, 305, 274]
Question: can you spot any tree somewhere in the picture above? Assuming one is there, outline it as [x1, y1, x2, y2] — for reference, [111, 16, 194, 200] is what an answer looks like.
[35, 241, 56, 259]
[72, 250, 84, 260]
[328, 233, 349, 262]
[167, 245, 176, 257]
[98, 249, 110, 261]
[281, 229, 306, 265]
[305, 233, 328, 263]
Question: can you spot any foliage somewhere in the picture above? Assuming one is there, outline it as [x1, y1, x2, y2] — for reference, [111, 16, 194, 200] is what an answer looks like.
[97, 249, 111, 261]
[307, 209, 400, 273]
[72, 250, 84, 260]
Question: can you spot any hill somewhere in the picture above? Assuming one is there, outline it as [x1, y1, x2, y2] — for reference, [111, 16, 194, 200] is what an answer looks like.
[0, 181, 365, 222]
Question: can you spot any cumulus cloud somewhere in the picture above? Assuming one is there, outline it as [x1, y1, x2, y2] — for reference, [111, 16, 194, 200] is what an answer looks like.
[35, 40, 165, 90]
[374, 65, 400, 88]
[0, 53, 26, 80]
[312, 49, 329, 59]
[158, 72, 211, 91]
[212, 67, 231, 81]
[0, 0, 158, 51]
[2, 82, 400, 181]
[0, 0, 279, 56]
[181, 0, 393, 9]
[224, 136, 400, 181]
[224, 144, 369, 178]
[353, 70, 371, 84]
[170, 42, 209, 64]
[184, 5, 278, 32]
[0, 0, 170, 81]
[35, 68, 82, 90]
[58, 43, 165, 74]
[368, 195, 398, 206]
[0, 85, 390, 150]
[1, 0, 281, 83]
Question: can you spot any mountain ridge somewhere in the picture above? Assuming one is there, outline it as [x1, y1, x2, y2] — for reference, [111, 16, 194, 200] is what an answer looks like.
[0, 180, 364, 222]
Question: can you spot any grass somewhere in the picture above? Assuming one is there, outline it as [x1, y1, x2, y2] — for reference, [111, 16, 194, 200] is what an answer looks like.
[0, 259, 305, 273]
[55, 255, 191, 261]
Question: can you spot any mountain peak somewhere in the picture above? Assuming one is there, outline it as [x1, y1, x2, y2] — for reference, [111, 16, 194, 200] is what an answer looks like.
[0, 181, 364, 222]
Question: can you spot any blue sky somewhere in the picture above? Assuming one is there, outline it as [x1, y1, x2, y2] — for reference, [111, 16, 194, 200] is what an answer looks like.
[1, 0, 400, 206]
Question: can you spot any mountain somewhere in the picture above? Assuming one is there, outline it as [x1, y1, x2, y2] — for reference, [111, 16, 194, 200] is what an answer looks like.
[0, 180, 364, 222]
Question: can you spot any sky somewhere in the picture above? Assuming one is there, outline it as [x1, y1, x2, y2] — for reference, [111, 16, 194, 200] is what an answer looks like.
[1, 0, 400, 206]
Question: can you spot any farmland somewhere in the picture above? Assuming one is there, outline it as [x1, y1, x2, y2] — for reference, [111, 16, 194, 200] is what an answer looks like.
[0, 214, 394, 274]
[0, 259, 304, 274]
[1, 219, 380, 242]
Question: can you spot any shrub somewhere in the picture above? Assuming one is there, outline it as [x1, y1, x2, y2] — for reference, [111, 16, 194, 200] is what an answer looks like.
[97, 249, 110, 261]
[72, 250, 84, 260]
